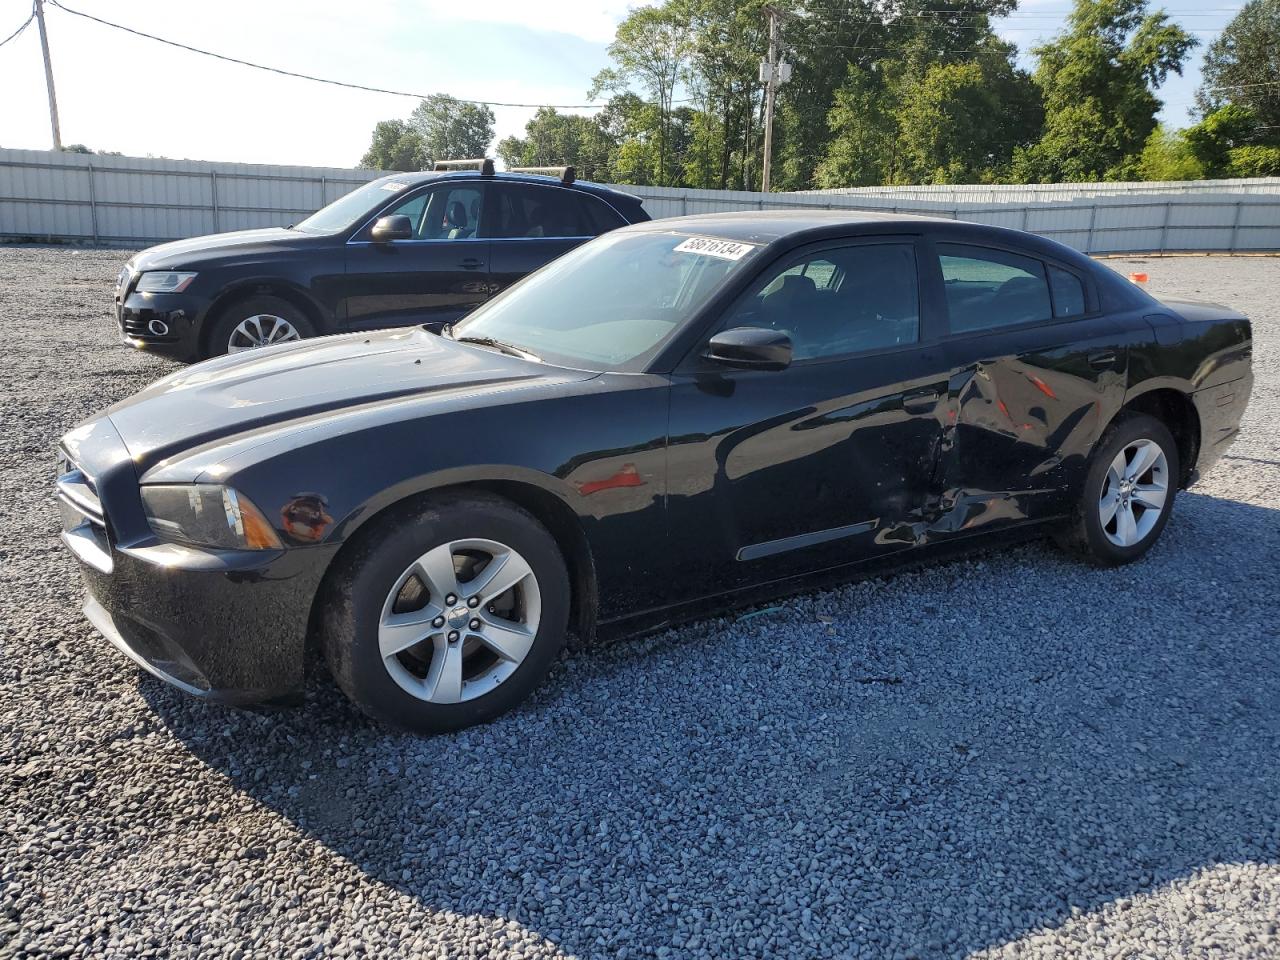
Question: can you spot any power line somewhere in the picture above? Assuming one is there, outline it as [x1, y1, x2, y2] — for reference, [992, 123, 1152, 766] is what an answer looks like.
[44, 0, 614, 110]
[0, 8, 34, 49]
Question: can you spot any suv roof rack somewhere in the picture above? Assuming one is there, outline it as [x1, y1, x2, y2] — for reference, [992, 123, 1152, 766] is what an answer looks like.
[433, 158, 495, 176]
[510, 165, 577, 185]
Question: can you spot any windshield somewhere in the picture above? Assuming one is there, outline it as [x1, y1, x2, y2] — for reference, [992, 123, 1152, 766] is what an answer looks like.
[451, 230, 761, 371]
[293, 176, 416, 234]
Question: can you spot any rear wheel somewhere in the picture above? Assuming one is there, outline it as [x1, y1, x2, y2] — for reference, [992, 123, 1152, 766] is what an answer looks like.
[207, 295, 315, 357]
[1056, 412, 1180, 566]
[319, 492, 570, 734]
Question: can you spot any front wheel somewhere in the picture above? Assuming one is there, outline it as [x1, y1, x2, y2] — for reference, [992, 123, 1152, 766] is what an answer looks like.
[1057, 412, 1180, 566]
[319, 492, 571, 734]
[207, 295, 315, 357]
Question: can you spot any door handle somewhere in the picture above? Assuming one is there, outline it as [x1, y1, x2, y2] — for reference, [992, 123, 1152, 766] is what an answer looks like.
[1088, 350, 1118, 370]
[903, 388, 941, 412]
[458, 258, 484, 270]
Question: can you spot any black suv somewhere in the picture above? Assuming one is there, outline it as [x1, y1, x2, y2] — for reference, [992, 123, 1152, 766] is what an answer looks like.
[114, 165, 649, 360]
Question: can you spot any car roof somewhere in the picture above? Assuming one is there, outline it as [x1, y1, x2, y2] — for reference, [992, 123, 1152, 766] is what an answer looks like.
[375, 170, 642, 206]
[628, 209, 953, 244]
[625, 209, 1099, 271]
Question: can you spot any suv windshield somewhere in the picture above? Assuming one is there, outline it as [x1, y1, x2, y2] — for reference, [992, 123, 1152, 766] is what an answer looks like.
[293, 177, 416, 234]
[450, 231, 760, 371]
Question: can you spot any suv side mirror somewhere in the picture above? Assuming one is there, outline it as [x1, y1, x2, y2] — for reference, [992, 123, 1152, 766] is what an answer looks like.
[706, 327, 792, 371]
[371, 215, 413, 243]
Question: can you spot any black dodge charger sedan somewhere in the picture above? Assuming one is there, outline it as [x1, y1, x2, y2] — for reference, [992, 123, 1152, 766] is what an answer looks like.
[59, 212, 1253, 733]
[113, 167, 649, 360]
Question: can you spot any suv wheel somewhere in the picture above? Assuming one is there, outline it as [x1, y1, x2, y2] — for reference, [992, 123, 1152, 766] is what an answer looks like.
[208, 295, 315, 357]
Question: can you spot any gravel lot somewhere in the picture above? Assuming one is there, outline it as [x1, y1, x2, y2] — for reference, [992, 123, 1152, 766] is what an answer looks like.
[1, 245, 1278, 960]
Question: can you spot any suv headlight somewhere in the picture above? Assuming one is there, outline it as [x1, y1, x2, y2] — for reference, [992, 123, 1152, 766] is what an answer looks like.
[136, 271, 198, 293]
[140, 485, 282, 551]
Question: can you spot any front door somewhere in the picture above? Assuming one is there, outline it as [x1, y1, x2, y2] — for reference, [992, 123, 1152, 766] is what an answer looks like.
[341, 183, 491, 332]
[665, 238, 953, 603]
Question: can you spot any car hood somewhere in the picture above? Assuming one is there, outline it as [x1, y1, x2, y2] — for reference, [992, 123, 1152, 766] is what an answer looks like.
[105, 327, 596, 471]
[131, 227, 321, 270]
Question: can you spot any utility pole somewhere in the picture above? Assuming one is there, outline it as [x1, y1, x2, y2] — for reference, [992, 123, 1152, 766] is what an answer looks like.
[34, 0, 62, 150]
[759, 6, 791, 193]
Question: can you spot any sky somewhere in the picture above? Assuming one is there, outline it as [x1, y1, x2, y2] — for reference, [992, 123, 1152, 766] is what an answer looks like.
[0, 0, 1246, 170]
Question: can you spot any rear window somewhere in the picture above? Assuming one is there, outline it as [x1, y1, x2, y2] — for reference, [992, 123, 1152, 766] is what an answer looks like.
[1048, 265, 1087, 317]
[578, 194, 627, 235]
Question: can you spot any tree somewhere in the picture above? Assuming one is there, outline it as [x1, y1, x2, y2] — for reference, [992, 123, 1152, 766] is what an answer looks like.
[1196, 0, 1280, 131]
[360, 96, 494, 171]
[496, 108, 615, 182]
[408, 94, 495, 169]
[814, 66, 895, 187]
[592, 5, 692, 185]
[1184, 104, 1260, 176]
[776, 0, 893, 190]
[682, 0, 766, 189]
[894, 47, 1042, 184]
[360, 119, 424, 171]
[1227, 144, 1280, 175]
[1015, 0, 1197, 182]
[1136, 126, 1204, 180]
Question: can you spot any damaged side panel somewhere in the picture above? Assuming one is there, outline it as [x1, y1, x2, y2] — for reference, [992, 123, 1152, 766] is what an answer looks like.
[908, 312, 1148, 544]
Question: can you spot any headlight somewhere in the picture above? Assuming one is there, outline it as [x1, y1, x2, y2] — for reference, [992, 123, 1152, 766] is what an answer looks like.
[135, 271, 198, 293]
[140, 485, 282, 551]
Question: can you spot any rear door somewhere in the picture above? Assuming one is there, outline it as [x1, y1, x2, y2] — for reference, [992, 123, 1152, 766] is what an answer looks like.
[341, 182, 491, 332]
[928, 240, 1130, 533]
[664, 237, 954, 601]
[484, 183, 601, 297]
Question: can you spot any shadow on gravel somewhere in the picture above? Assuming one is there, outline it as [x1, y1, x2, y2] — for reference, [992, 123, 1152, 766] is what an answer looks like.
[144, 491, 1280, 958]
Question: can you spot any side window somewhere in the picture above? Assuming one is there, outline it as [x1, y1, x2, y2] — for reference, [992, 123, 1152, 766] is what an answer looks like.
[938, 244, 1052, 333]
[1048, 265, 1086, 317]
[418, 186, 484, 240]
[383, 191, 430, 238]
[576, 194, 627, 235]
[491, 185, 588, 239]
[723, 243, 919, 361]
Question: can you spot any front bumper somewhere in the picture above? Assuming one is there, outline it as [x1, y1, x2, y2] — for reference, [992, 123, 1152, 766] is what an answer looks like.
[58, 418, 335, 706]
[73, 539, 333, 706]
[116, 289, 210, 360]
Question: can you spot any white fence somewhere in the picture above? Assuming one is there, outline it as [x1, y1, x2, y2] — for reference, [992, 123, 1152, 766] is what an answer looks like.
[2, 148, 1278, 254]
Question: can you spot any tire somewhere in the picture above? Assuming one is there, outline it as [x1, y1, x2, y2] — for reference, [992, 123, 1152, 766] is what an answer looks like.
[318, 492, 571, 734]
[207, 295, 315, 358]
[1056, 412, 1180, 566]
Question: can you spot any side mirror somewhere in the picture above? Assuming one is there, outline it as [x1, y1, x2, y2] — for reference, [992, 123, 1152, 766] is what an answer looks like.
[706, 327, 792, 371]
[371, 215, 413, 243]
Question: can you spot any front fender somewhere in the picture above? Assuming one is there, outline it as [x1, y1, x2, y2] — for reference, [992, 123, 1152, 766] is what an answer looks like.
[330, 463, 580, 542]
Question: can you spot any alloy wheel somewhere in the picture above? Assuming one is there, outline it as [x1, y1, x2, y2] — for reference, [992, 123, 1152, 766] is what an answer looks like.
[227, 314, 302, 352]
[378, 538, 541, 704]
[1098, 437, 1169, 548]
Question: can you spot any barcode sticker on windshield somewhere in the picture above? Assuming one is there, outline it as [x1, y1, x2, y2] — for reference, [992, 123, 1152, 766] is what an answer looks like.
[380, 181, 409, 192]
[673, 236, 757, 261]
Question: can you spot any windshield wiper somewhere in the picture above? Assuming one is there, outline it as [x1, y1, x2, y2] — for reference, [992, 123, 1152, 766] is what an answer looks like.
[452, 335, 542, 362]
